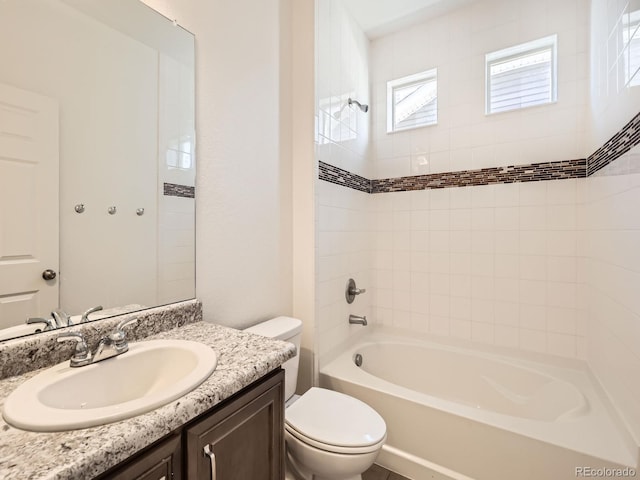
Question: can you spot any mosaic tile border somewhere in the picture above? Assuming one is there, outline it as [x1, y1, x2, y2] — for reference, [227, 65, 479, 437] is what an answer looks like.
[587, 110, 640, 176]
[371, 159, 586, 192]
[318, 159, 586, 194]
[164, 182, 195, 198]
[319, 109, 640, 193]
[319, 161, 371, 193]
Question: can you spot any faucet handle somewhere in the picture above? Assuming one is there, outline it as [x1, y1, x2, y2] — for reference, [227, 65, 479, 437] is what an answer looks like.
[108, 318, 138, 347]
[57, 332, 90, 367]
[27, 317, 55, 331]
[81, 305, 103, 323]
[346, 278, 367, 304]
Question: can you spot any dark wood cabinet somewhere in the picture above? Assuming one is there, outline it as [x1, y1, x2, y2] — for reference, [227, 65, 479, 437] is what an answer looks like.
[102, 434, 182, 480]
[186, 368, 284, 480]
[98, 369, 284, 480]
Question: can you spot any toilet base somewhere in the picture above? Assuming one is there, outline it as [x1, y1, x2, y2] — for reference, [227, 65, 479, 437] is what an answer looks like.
[285, 449, 363, 480]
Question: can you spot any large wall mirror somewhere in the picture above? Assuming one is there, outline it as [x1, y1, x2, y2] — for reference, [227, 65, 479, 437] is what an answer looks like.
[0, 0, 196, 341]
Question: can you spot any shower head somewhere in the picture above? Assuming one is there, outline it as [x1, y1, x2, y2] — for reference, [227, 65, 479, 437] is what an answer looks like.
[348, 98, 369, 113]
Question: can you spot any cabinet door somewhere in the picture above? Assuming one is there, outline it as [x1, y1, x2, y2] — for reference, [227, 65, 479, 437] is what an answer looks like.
[186, 369, 285, 480]
[98, 434, 182, 480]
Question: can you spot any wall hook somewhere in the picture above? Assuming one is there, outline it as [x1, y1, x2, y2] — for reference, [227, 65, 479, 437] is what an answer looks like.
[136, 208, 145, 216]
[107, 206, 117, 215]
[74, 204, 85, 214]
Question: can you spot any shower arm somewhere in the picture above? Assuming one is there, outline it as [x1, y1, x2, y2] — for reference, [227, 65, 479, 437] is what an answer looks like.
[334, 98, 369, 119]
[348, 98, 369, 113]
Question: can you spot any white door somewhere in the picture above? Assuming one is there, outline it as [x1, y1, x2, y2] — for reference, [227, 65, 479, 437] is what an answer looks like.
[0, 83, 59, 329]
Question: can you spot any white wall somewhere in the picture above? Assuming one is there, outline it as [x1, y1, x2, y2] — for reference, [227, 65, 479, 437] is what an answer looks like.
[315, 0, 372, 363]
[369, 0, 590, 179]
[141, 0, 294, 328]
[291, 0, 318, 391]
[586, 0, 640, 446]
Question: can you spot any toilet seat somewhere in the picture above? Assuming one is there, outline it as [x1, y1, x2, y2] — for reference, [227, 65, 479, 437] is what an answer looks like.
[285, 387, 387, 455]
[285, 423, 386, 455]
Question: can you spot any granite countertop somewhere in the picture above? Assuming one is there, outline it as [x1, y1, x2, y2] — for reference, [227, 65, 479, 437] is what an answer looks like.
[0, 321, 296, 480]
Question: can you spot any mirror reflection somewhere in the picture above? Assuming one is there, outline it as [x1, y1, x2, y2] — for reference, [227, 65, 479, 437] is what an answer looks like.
[0, 0, 196, 341]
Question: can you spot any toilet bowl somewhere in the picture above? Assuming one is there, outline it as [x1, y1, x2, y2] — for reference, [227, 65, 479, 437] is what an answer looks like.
[245, 317, 387, 480]
[285, 387, 386, 480]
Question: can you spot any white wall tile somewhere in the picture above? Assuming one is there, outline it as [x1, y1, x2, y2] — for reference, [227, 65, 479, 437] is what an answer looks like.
[315, 0, 372, 361]
[321, 0, 600, 374]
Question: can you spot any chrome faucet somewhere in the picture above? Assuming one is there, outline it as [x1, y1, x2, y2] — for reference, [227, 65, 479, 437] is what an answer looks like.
[81, 305, 103, 323]
[92, 318, 138, 363]
[57, 318, 138, 367]
[349, 314, 368, 326]
[51, 309, 72, 327]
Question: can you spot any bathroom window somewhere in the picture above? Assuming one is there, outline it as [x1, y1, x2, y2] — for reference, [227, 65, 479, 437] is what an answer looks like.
[166, 135, 193, 170]
[387, 68, 437, 133]
[485, 35, 557, 114]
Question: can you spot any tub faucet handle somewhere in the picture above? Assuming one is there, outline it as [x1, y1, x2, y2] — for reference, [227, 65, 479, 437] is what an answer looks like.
[346, 278, 366, 304]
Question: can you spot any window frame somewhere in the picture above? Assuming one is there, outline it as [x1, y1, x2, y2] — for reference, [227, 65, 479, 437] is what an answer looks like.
[386, 68, 438, 133]
[623, 10, 640, 86]
[485, 34, 558, 115]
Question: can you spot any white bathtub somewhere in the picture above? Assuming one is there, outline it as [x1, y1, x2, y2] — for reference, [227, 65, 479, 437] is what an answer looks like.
[320, 330, 638, 480]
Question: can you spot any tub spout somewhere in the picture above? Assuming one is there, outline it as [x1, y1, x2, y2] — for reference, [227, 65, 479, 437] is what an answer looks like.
[349, 314, 367, 326]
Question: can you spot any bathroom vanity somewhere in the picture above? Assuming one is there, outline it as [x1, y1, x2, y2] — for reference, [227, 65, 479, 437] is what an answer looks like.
[99, 369, 284, 480]
[0, 305, 295, 480]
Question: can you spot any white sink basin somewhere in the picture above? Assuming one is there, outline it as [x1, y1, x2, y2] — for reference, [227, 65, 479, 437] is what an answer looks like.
[2, 339, 217, 432]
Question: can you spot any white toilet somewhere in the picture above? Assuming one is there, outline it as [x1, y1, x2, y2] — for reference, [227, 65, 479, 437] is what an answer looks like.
[245, 316, 387, 480]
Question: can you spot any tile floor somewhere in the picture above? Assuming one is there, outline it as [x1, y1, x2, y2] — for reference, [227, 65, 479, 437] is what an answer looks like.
[362, 463, 411, 480]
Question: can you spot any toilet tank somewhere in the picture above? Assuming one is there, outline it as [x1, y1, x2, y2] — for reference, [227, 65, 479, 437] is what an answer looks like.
[244, 316, 302, 401]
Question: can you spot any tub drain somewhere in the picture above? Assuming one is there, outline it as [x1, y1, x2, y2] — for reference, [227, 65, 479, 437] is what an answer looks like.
[354, 353, 363, 367]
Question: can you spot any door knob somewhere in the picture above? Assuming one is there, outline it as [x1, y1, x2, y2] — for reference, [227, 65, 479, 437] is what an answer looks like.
[42, 269, 57, 281]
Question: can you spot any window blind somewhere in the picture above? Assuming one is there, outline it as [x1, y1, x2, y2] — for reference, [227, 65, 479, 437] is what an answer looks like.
[488, 49, 553, 114]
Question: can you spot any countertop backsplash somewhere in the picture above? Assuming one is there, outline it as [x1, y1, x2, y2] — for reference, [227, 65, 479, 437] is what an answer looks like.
[0, 300, 202, 379]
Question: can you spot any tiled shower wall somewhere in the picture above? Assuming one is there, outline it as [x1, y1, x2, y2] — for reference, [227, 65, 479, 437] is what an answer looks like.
[315, 0, 640, 450]
[369, 0, 590, 179]
[585, 0, 640, 445]
[370, 180, 586, 358]
[315, 0, 371, 364]
[585, 145, 640, 445]
[317, 181, 373, 364]
[315, 0, 370, 178]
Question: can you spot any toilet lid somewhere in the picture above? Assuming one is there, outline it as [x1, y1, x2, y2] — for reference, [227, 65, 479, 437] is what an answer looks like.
[285, 388, 386, 448]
